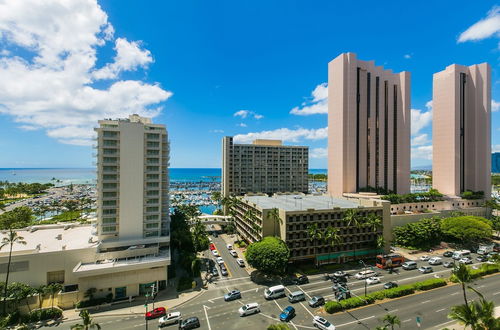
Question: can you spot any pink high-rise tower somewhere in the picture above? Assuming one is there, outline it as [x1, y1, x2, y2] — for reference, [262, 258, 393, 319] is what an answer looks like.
[432, 63, 491, 197]
[327, 53, 411, 197]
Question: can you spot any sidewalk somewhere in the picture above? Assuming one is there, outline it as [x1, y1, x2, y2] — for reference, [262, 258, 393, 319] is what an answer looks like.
[62, 287, 205, 322]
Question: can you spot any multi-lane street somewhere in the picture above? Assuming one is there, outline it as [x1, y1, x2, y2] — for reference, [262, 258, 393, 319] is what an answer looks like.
[54, 242, 500, 330]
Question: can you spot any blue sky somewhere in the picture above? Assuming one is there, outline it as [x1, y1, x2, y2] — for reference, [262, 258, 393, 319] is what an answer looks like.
[0, 0, 499, 169]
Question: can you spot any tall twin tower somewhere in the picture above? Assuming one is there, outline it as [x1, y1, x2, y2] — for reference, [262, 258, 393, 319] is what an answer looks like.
[327, 52, 491, 198]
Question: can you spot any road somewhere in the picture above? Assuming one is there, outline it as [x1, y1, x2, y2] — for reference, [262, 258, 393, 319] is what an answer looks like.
[54, 258, 500, 329]
[208, 233, 249, 280]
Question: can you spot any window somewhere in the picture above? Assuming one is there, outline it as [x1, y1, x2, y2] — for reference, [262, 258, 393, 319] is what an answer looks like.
[147, 199, 159, 204]
[103, 209, 116, 215]
[102, 226, 117, 233]
[102, 217, 116, 224]
[146, 223, 159, 229]
[147, 150, 159, 156]
[0, 261, 29, 274]
[146, 214, 159, 221]
[147, 174, 159, 180]
[103, 174, 117, 180]
[146, 207, 158, 213]
[102, 131, 118, 137]
[102, 200, 116, 206]
[103, 191, 117, 197]
[147, 141, 159, 148]
[146, 133, 159, 139]
[47, 270, 65, 284]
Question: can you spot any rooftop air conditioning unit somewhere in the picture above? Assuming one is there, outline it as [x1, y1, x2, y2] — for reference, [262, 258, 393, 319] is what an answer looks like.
[56, 234, 62, 240]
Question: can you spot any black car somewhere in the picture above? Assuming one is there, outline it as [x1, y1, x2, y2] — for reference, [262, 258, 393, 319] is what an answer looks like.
[308, 296, 325, 308]
[477, 255, 488, 262]
[383, 282, 398, 289]
[293, 275, 309, 285]
[211, 267, 219, 277]
[213, 232, 218, 238]
[332, 276, 347, 284]
[332, 283, 348, 292]
[179, 317, 200, 329]
[443, 251, 453, 257]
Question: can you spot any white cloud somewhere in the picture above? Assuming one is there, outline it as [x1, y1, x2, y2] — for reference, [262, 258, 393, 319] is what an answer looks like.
[492, 100, 500, 112]
[93, 38, 153, 80]
[411, 133, 430, 146]
[493, 145, 500, 152]
[458, 6, 500, 43]
[404, 54, 411, 59]
[0, 0, 171, 146]
[210, 129, 224, 133]
[310, 147, 327, 159]
[411, 101, 433, 136]
[290, 82, 328, 116]
[411, 145, 433, 160]
[238, 123, 247, 127]
[234, 127, 327, 144]
[233, 109, 263, 120]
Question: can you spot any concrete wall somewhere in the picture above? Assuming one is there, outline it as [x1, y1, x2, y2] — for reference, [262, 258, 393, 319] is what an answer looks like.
[390, 207, 488, 228]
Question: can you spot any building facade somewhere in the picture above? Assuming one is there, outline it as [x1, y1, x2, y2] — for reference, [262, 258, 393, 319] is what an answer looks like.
[222, 137, 308, 197]
[432, 63, 491, 197]
[95, 114, 170, 242]
[230, 193, 390, 264]
[327, 52, 411, 197]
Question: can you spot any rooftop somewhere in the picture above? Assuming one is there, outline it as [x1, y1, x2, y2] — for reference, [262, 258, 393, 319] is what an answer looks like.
[242, 194, 361, 211]
[0, 225, 98, 255]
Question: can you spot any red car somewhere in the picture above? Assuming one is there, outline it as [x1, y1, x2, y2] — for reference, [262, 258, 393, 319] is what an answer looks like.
[209, 243, 216, 251]
[145, 307, 166, 320]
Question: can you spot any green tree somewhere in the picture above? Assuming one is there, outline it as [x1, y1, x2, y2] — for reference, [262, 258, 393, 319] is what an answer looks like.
[441, 216, 492, 247]
[344, 209, 363, 260]
[449, 303, 478, 330]
[307, 223, 323, 265]
[192, 220, 209, 252]
[452, 263, 473, 308]
[34, 285, 47, 310]
[376, 235, 386, 250]
[468, 287, 500, 330]
[211, 191, 222, 207]
[380, 313, 401, 330]
[324, 226, 342, 263]
[245, 237, 289, 275]
[267, 208, 282, 237]
[244, 208, 260, 240]
[0, 231, 26, 315]
[267, 324, 290, 330]
[71, 309, 101, 330]
[84, 287, 97, 301]
[46, 283, 62, 309]
[365, 212, 382, 232]
[8, 282, 34, 313]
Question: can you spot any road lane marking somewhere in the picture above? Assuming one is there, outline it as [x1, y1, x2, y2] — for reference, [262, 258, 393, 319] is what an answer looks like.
[297, 285, 312, 300]
[451, 292, 460, 295]
[403, 319, 411, 323]
[494, 292, 500, 296]
[421, 300, 431, 304]
[436, 308, 446, 312]
[203, 305, 212, 330]
[337, 315, 375, 327]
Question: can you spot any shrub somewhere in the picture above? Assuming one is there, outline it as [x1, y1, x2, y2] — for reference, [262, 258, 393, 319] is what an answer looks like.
[366, 290, 386, 300]
[383, 285, 415, 298]
[177, 276, 194, 291]
[324, 301, 342, 313]
[75, 296, 112, 308]
[412, 278, 447, 291]
[29, 308, 62, 322]
[267, 324, 291, 330]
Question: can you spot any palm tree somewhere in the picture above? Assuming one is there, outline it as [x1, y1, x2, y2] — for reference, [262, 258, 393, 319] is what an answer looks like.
[343, 209, 362, 260]
[267, 208, 282, 237]
[468, 287, 500, 329]
[380, 313, 401, 330]
[452, 263, 473, 308]
[46, 283, 63, 309]
[376, 235, 386, 251]
[365, 212, 382, 232]
[0, 231, 26, 314]
[244, 208, 260, 240]
[34, 285, 47, 309]
[71, 309, 101, 330]
[323, 226, 342, 263]
[449, 303, 479, 329]
[307, 223, 324, 266]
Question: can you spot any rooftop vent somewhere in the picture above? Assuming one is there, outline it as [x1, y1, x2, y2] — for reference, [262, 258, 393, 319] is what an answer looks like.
[56, 234, 62, 240]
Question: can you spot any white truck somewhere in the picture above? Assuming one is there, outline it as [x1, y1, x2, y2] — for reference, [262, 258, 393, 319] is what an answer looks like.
[477, 244, 495, 255]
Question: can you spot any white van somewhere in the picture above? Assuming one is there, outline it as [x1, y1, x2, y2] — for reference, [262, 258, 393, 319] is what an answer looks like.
[428, 257, 442, 265]
[354, 270, 376, 279]
[288, 291, 305, 303]
[452, 250, 471, 260]
[238, 303, 260, 316]
[264, 285, 286, 300]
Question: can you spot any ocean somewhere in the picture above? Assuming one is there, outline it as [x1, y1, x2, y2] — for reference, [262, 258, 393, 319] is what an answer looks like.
[0, 168, 328, 184]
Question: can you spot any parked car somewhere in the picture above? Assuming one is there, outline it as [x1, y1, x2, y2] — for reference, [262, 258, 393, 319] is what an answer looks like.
[293, 275, 309, 284]
[332, 283, 347, 292]
[179, 317, 200, 329]
[211, 267, 219, 277]
[213, 232, 218, 238]
[332, 275, 347, 284]
[308, 296, 325, 308]
[354, 270, 376, 279]
[280, 306, 296, 322]
[288, 291, 306, 303]
[383, 282, 398, 289]
[236, 258, 245, 267]
[443, 261, 454, 268]
[313, 316, 336, 330]
[224, 290, 241, 301]
[212, 250, 219, 256]
[420, 255, 430, 261]
[428, 257, 443, 265]
[477, 255, 488, 262]
[452, 250, 471, 260]
[227, 244, 233, 250]
[366, 277, 380, 285]
[158, 312, 181, 327]
[220, 264, 228, 276]
[443, 251, 453, 257]
[333, 271, 346, 277]
[216, 257, 224, 264]
[230, 250, 238, 257]
[145, 307, 166, 320]
[459, 257, 473, 264]
[209, 243, 216, 251]
[418, 266, 433, 273]
[238, 303, 260, 316]
[402, 261, 418, 270]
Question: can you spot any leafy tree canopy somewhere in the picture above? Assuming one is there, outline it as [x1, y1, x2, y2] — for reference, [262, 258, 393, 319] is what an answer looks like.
[441, 216, 492, 245]
[245, 236, 290, 275]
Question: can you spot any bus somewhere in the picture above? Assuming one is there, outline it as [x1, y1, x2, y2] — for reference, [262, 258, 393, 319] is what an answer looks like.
[376, 254, 405, 269]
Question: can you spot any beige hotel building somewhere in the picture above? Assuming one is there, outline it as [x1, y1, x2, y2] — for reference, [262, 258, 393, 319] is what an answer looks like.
[222, 137, 308, 197]
[432, 63, 491, 197]
[328, 52, 411, 197]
